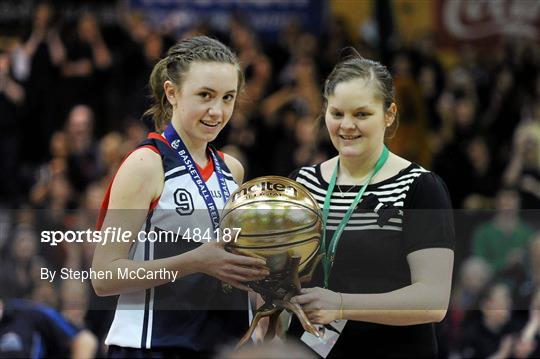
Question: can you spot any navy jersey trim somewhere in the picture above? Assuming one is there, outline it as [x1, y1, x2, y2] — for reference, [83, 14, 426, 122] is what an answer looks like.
[164, 170, 189, 182]
[222, 173, 235, 181]
[141, 211, 154, 348]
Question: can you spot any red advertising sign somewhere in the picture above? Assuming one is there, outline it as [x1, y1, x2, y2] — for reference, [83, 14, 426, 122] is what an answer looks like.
[436, 0, 540, 47]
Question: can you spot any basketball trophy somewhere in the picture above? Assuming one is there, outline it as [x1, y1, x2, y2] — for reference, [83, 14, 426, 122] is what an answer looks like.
[220, 176, 324, 348]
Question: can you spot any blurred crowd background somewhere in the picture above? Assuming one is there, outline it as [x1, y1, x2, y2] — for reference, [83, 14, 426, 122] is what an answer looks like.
[0, 0, 540, 357]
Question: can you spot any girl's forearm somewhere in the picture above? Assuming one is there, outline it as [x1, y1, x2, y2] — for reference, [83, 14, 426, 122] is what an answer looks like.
[341, 282, 449, 326]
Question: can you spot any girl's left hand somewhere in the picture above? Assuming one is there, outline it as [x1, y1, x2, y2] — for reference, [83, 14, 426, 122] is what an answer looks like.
[291, 287, 341, 325]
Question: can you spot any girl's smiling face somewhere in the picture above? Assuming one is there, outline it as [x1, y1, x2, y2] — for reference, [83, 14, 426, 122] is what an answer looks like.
[325, 77, 396, 158]
[166, 61, 238, 146]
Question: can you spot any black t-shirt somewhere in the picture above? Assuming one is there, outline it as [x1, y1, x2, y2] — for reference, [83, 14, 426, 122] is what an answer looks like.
[289, 162, 455, 358]
[0, 299, 80, 358]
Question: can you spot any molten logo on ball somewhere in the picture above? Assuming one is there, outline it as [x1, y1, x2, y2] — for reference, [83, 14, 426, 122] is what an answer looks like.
[232, 180, 298, 201]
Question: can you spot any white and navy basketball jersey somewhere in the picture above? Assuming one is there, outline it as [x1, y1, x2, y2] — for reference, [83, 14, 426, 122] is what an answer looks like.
[101, 133, 248, 351]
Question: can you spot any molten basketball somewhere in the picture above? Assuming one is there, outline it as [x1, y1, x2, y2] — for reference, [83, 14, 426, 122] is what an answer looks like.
[221, 176, 322, 274]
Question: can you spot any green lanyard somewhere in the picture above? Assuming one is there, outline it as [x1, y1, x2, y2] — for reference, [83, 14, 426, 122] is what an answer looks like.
[321, 146, 389, 288]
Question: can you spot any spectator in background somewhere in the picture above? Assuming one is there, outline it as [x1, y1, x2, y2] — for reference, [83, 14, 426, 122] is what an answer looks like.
[73, 182, 105, 269]
[0, 296, 97, 358]
[504, 113, 540, 210]
[32, 174, 76, 272]
[512, 236, 540, 312]
[58, 181, 108, 274]
[60, 279, 90, 329]
[268, 105, 304, 176]
[457, 45, 490, 108]
[0, 226, 43, 300]
[30, 131, 69, 207]
[30, 281, 59, 310]
[442, 256, 493, 356]
[274, 56, 321, 118]
[123, 119, 148, 150]
[459, 282, 523, 358]
[414, 34, 446, 130]
[22, 2, 65, 160]
[472, 187, 534, 273]
[124, 29, 165, 125]
[433, 93, 497, 208]
[73, 183, 113, 357]
[268, 20, 301, 78]
[320, 15, 354, 76]
[60, 12, 112, 132]
[418, 63, 443, 133]
[261, 56, 321, 120]
[513, 289, 540, 358]
[293, 116, 327, 168]
[0, 43, 25, 207]
[390, 51, 431, 167]
[249, 56, 321, 178]
[65, 104, 102, 195]
[440, 66, 479, 144]
[28, 130, 76, 258]
[98, 131, 127, 185]
[453, 257, 494, 312]
[462, 136, 500, 209]
[482, 51, 533, 162]
[229, 18, 272, 117]
[214, 18, 272, 179]
[269, 111, 328, 177]
[517, 100, 540, 170]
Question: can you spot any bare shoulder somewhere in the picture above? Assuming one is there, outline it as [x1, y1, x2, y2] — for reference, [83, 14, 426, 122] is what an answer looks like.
[223, 153, 244, 184]
[109, 147, 164, 209]
[388, 152, 412, 171]
[375, 152, 412, 182]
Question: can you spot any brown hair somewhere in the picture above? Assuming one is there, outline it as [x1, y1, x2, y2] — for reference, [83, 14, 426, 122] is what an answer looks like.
[323, 49, 398, 139]
[144, 36, 244, 132]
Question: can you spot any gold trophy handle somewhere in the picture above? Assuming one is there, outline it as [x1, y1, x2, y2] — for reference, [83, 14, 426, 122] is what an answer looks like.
[235, 304, 280, 350]
[279, 300, 322, 338]
[264, 310, 282, 340]
[235, 253, 324, 348]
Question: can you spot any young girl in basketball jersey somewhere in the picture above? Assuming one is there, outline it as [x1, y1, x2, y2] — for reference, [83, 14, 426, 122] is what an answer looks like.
[289, 52, 455, 357]
[92, 36, 269, 357]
